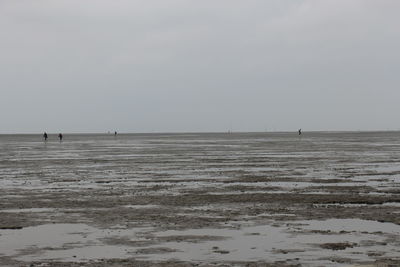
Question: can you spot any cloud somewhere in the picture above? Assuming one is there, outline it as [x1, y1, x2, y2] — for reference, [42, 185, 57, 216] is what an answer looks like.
[0, 0, 399, 132]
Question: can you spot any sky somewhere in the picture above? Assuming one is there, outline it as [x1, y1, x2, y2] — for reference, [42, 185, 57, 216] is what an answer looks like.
[1, 0, 400, 133]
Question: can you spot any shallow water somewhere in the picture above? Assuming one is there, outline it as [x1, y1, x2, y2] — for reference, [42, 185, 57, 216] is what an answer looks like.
[0, 219, 399, 266]
[1, 132, 400, 266]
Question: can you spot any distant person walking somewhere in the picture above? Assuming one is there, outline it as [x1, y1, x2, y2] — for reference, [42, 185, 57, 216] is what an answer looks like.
[43, 132, 48, 141]
[58, 133, 63, 141]
[298, 129, 302, 135]
[114, 131, 117, 136]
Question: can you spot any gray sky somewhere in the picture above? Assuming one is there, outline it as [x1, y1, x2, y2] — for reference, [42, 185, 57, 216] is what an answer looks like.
[1, 0, 399, 133]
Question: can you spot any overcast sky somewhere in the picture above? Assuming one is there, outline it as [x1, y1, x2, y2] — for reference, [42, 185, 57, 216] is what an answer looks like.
[1, 0, 399, 133]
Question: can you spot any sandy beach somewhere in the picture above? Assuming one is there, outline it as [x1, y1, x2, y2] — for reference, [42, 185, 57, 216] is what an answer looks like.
[0, 132, 399, 267]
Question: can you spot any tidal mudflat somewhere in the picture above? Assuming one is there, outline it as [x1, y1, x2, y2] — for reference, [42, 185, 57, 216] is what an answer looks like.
[0, 132, 399, 267]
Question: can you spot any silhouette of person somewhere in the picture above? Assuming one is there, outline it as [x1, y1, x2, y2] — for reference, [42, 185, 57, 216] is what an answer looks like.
[58, 133, 63, 141]
[114, 131, 117, 136]
[43, 132, 48, 141]
[298, 129, 302, 135]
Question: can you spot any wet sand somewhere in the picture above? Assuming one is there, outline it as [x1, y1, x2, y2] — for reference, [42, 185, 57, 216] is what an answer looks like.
[0, 132, 399, 267]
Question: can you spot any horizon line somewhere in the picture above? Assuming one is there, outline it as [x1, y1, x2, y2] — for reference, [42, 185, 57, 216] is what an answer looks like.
[1, 129, 400, 135]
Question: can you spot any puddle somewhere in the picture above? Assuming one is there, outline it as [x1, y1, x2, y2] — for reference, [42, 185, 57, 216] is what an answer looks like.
[382, 202, 400, 207]
[35, 245, 133, 261]
[298, 219, 400, 234]
[1, 208, 56, 213]
[314, 202, 400, 208]
[122, 205, 160, 209]
[0, 223, 150, 262]
[1, 219, 397, 266]
[141, 219, 400, 266]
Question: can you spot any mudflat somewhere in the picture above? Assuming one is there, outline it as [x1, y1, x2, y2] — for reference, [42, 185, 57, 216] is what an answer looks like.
[0, 132, 399, 267]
